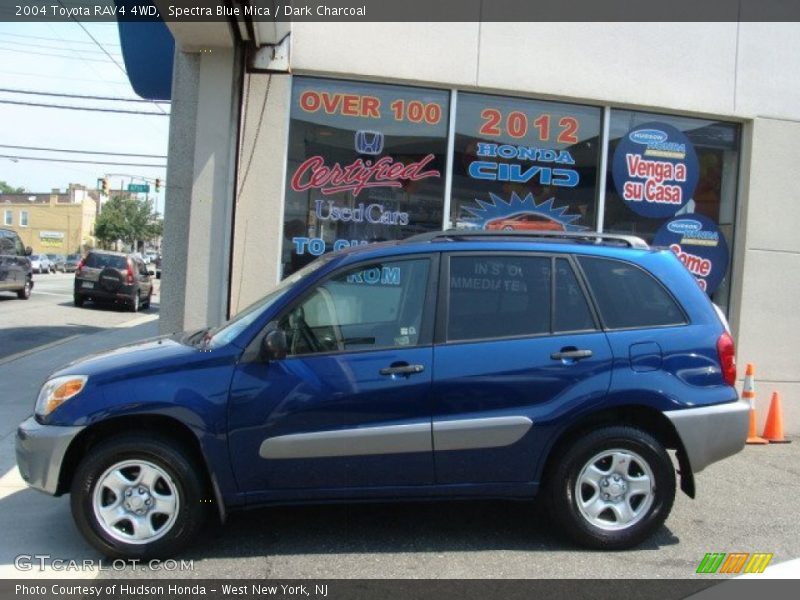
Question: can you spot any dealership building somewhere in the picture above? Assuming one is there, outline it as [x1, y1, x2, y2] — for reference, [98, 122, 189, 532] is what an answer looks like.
[124, 12, 800, 432]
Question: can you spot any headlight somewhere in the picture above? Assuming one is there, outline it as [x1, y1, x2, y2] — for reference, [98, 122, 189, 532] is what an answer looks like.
[35, 375, 88, 416]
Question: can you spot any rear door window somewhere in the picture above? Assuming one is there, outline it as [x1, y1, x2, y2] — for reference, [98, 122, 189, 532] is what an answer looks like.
[578, 256, 686, 329]
[554, 258, 596, 332]
[447, 255, 551, 341]
[0, 232, 13, 255]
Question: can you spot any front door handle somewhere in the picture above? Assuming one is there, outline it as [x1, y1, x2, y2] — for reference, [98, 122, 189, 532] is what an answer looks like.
[551, 348, 593, 361]
[380, 363, 425, 376]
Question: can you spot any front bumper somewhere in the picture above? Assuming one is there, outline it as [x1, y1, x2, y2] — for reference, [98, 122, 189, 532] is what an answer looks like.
[15, 417, 84, 495]
[664, 399, 749, 474]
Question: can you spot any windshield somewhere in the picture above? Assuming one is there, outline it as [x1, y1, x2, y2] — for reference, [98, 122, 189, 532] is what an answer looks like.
[204, 255, 335, 349]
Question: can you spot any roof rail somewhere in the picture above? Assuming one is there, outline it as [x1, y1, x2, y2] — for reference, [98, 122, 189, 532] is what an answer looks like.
[404, 229, 649, 249]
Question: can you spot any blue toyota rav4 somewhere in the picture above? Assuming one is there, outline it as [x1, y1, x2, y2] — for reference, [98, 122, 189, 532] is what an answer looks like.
[16, 231, 748, 558]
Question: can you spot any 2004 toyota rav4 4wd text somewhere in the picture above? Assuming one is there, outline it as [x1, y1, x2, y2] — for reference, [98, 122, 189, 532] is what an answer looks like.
[16, 231, 748, 558]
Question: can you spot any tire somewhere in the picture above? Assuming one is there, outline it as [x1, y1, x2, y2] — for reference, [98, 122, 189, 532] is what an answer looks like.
[544, 425, 676, 550]
[73, 294, 84, 307]
[129, 291, 140, 312]
[70, 434, 209, 559]
[142, 288, 152, 309]
[17, 279, 31, 300]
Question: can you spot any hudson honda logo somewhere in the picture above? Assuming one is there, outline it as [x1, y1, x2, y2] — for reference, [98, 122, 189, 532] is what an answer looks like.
[628, 129, 669, 145]
[354, 130, 384, 155]
[666, 219, 703, 235]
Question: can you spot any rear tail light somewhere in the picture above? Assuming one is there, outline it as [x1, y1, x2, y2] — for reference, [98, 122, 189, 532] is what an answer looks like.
[75, 258, 85, 275]
[717, 332, 736, 386]
[126, 260, 135, 284]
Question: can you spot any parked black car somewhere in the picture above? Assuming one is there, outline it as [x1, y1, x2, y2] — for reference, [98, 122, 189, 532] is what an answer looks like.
[0, 228, 33, 299]
[64, 254, 81, 273]
[74, 250, 153, 312]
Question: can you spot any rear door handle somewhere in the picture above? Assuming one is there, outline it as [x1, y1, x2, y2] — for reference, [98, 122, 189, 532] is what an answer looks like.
[380, 364, 425, 376]
[551, 348, 593, 361]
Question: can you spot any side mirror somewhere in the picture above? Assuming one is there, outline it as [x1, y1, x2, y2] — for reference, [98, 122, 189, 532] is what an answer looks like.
[25, 246, 32, 256]
[262, 328, 287, 361]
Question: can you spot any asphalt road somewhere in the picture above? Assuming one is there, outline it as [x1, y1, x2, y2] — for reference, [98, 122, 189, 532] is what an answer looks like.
[0, 271, 159, 361]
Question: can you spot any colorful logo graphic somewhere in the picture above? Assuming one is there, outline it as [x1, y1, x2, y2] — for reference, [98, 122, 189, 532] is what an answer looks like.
[354, 130, 384, 155]
[612, 122, 699, 218]
[696, 552, 773, 574]
[460, 193, 586, 232]
[654, 214, 729, 295]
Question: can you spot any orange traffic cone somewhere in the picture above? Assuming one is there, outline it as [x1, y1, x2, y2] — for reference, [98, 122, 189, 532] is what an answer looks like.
[762, 391, 791, 444]
[743, 364, 767, 445]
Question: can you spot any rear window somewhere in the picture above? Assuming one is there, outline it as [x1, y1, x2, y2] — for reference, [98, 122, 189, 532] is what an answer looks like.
[86, 253, 128, 269]
[578, 256, 686, 329]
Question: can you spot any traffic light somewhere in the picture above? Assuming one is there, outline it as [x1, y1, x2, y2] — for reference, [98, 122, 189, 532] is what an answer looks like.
[155, 178, 161, 193]
[101, 177, 109, 196]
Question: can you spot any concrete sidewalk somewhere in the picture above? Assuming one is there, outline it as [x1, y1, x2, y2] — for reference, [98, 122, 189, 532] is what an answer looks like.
[0, 318, 159, 579]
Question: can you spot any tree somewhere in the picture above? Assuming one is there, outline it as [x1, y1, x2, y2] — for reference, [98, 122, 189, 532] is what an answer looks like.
[0, 181, 25, 194]
[94, 195, 161, 249]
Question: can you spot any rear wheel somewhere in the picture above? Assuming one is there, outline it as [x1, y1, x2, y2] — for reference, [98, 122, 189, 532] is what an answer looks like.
[70, 434, 209, 559]
[73, 294, 84, 307]
[17, 279, 31, 300]
[142, 288, 152, 309]
[544, 426, 675, 550]
[129, 291, 140, 312]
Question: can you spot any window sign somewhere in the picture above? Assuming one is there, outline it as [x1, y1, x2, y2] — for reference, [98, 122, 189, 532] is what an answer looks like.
[653, 214, 729, 294]
[611, 122, 699, 219]
[450, 93, 602, 232]
[604, 111, 739, 307]
[282, 77, 449, 277]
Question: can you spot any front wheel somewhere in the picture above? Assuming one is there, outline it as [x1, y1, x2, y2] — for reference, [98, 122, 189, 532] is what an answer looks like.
[544, 426, 676, 550]
[70, 435, 209, 559]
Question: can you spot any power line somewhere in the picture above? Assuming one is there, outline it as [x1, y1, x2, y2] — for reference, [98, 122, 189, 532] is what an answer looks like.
[0, 31, 121, 47]
[0, 38, 124, 56]
[0, 144, 167, 159]
[1, 154, 166, 168]
[0, 88, 170, 104]
[0, 45, 116, 63]
[0, 99, 169, 116]
[0, 70, 131, 86]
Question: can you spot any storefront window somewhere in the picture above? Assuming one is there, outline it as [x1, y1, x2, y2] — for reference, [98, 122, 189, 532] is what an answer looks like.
[450, 93, 602, 233]
[282, 77, 449, 277]
[605, 111, 740, 308]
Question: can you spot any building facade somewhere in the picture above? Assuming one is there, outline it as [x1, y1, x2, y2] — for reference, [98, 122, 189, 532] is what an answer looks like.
[1, 185, 97, 255]
[153, 20, 800, 433]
